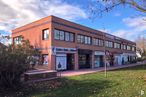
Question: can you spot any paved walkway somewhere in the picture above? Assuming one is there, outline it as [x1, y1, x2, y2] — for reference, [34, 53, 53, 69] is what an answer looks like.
[58, 61, 146, 77]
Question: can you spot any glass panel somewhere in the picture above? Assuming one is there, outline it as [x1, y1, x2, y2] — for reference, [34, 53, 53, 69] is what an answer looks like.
[43, 29, 49, 40]
[77, 35, 81, 43]
[60, 31, 64, 40]
[70, 33, 74, 42]
[65, 32, 70, 41]
[42, 54, 48, 65]
[88, 37, 91, 44]
[85, 36, 88, 44]
[54, 29, 60, 40]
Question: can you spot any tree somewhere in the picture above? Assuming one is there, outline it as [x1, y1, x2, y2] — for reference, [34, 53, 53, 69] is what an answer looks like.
[0, 33, 11, 45]
[0, 39, 40, 88]
[89, 0, 146, 18]
[135, 36, 146, 59]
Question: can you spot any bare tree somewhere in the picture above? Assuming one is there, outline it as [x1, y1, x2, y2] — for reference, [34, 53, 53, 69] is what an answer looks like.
[135, 36, 146, 56]
[89, 0, 146, 18]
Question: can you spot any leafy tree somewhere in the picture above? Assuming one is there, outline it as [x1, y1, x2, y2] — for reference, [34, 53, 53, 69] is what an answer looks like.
[0, 39, 40, 89]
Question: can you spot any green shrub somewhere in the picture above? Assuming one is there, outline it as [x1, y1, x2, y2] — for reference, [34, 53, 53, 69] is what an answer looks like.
[0, 40, 40, 89]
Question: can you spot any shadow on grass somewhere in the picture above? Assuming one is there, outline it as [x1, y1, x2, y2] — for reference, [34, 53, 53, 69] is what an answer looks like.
[0, 77, 119, 97]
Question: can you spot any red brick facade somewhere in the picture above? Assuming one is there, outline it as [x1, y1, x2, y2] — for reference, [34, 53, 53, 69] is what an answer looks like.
[12, 15, 136, 70]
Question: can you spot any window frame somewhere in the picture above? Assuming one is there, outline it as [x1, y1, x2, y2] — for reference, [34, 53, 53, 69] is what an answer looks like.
[42, 28, 49, 40]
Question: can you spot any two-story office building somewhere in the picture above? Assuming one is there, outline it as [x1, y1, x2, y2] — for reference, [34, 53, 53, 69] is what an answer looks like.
[12, 15, 136, 70]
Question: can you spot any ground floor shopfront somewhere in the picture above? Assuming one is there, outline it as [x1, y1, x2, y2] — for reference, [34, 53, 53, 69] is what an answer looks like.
[39, 47, 136, 71]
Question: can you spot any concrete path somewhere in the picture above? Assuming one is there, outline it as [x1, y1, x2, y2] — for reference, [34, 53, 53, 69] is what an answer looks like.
[58, 61, 146, 77]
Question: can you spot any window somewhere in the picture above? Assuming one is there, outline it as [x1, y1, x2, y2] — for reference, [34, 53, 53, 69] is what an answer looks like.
[65, 32, 70, 41]
[85, 36, 88, 44]
[54, 29, 60, 40]
[70, 33, 74, 42]
[42, 54, 48, 65]
[54, 29, 75, 42]
[132, 46, 136, 51]
[99, 39, 104, 46]
[93, 38, 103, 46]
[127, 45, 131, 50]
[114, 42, 121, 49]
[105, 41, 113, 48]
[87, 37, 91, 44]
[42, 29, 49, 40]
[14, 36, 23, 44]
[77, 34, 91, 45]
[60, 31, 64, 40]
[123, 44, 126, 50]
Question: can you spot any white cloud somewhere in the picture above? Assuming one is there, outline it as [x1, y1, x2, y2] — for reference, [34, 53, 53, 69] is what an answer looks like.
[123, 16, 146, 32]
[112, 30, 137, 41]
[0, 0, 87, 32]
[103, 16, 146, 41]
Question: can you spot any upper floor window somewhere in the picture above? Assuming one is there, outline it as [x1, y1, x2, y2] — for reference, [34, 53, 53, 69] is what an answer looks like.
[123, 44, 126, 50]
[114, 42, 121, 49]
[42, 29, 49, 40]
[105, 41, 113, 48]
[77, 34, 91, 45]
[54, 29, 75, 42]
[14, 36, 23, 44]
[127, 45, 131, 50]
[93, 38, 104, 46]
[132, 46, 136, 51]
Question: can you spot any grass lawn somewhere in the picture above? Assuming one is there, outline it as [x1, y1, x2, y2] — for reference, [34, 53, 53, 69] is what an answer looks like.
[1, 65, 146, 97]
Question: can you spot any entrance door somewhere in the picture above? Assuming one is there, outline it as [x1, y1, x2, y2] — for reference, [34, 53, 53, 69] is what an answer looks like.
[79, 54, 91, 69]
[56, 54, 67, 70]
[78, 49, 92, 69]
[94, 55, 104, 67]
[67, 54, 74, 70]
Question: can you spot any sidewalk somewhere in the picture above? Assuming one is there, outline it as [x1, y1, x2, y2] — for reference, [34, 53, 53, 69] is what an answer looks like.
[58, 62, 146, 77]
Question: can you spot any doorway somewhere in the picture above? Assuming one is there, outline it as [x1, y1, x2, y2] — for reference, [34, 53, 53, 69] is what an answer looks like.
[67, 54, 74, 70]
[78, 49, 92, 69]
[94, 55, 104, 67]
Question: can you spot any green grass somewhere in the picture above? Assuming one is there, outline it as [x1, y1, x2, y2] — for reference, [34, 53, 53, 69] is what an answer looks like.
[1, 65, 146, 97]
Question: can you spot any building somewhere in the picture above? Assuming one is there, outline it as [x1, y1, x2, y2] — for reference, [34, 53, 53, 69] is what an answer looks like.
[12, 15, 136, 70]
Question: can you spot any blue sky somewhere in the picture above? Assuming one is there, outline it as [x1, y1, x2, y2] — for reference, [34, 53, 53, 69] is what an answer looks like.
[0, 0, 146, 43]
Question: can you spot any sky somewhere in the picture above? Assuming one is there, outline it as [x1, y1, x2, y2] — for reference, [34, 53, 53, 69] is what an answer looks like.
[0, 0, 146, 44]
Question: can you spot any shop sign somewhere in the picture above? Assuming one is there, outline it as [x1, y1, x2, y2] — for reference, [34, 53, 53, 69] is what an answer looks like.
[51, 46, 77, 55]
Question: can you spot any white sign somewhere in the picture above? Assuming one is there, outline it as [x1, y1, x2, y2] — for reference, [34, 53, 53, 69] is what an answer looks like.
[51, 46, 77, 55]
[94, 51, 105, 55]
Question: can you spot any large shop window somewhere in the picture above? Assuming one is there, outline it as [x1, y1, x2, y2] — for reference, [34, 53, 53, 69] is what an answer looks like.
[14, 36, 23, 44]
[54, 29, 75, 42]
[42, 29, 49, 40]
[42, 54, 48, 65]
[77, 34, 91, 45]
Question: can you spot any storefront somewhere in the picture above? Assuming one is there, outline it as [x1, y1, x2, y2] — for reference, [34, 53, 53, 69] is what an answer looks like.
[114, 54, 122, 65]
[52, 46, 76, 71]
[94, 51, 104, 68]
[121, 53, 136, 64]
[78, 49, 92, 69]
